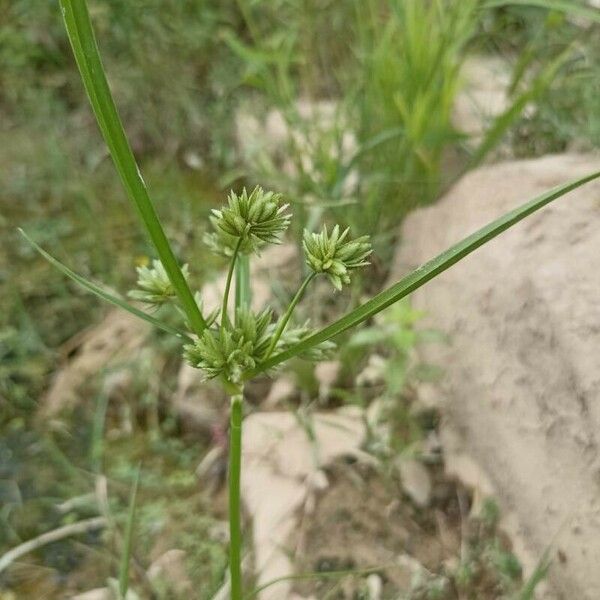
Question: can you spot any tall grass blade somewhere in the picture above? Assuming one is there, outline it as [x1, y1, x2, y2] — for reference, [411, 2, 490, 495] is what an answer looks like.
[119, 464, 141, 599]
[248, 170, 600, 376]
[470, 47, 572, 169]
[19, 229, 193, 343]
[58, 0, 206, 335]
[517, 550, 551, 600]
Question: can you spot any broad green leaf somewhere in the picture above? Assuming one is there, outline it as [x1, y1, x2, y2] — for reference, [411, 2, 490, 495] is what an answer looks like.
[59, 0, 206, 335]
[247, 169, 600, 377]
[19, 229, 193, 343]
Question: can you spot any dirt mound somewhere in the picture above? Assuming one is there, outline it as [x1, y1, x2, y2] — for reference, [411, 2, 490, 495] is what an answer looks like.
[390, 154, 600, 599]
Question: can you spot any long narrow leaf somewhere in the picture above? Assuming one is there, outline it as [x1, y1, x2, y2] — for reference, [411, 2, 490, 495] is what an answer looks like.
[247, 169, 600, 377]
[518, 550, 551, 599]
[19, 229, 193, 343]
[59, 0, 206, 335]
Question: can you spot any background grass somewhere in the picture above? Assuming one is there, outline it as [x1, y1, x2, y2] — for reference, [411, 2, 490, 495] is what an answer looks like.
[2, 1, 600, 597]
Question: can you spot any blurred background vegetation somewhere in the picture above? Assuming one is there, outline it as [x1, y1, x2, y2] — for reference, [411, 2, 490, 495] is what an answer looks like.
[1, 1, 600, 597]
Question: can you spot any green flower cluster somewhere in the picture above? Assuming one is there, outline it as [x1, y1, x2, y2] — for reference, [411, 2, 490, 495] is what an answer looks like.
[205, 186, 291, 256]
[303, 225, 372, 290]
[129, 259, 189, 308]
[131, 186, 371, 385]
[185, 307, 271, 383]
[184, 307, 334, 384]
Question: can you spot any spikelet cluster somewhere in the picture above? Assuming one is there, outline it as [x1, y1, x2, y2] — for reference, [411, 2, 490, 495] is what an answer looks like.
[205, 186, 291, 256]
[129, 260, 189, 308]
[131, 187, 372, 385]
[303, 225, 372, 290]
[184, 307, 272, 383]
[184, 308, 335, 383]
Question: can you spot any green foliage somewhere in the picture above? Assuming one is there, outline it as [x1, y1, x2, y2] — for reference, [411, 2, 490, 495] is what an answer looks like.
[61, 0, 207, 336]
[355, 0, 478, 206]
[18, 230, 194, 343]
[226, 0, 481, 239]
[482, 2, 600, 155]
[5, 0, 600, 597]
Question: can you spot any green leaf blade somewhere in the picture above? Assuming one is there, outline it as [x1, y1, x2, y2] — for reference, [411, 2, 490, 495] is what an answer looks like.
[247, 170, 600, 377]
[19, 229, 193, 343]
[59, 0, 206, 335]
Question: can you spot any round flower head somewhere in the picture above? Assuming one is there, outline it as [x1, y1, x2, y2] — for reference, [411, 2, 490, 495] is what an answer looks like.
[303, 225, 372, 290]
[184, 307, 273, 383]
[205, 186, 291, 256]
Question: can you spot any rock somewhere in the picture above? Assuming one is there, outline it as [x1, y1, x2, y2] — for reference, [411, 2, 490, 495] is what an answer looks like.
[264, 375, 296, 407]
[453, 56, 511, 143]
[147, 549, 192, 595]
[173, 363, 225, 434]
[241, 408, 366, 600]
[314, 360, 341, 400]
[70, 590, 111, 600]
[397, 457, 432, 508]
[366, 573, 383, 600]
[195, 445, 226, 492]
[390, 154, 600, 599]
[356, 354, 387, 386]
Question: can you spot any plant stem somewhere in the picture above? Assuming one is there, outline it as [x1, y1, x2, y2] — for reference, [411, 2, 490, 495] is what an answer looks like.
[229, 392, 244, 600]
[235, 254, 252, 314]
[222, 238, 244, 328]
[0, 517, 107, 575]
[265, 272, 316, 359]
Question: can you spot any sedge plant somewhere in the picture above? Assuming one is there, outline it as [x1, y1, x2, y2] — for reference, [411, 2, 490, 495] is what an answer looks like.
[19, 1, 600, 598]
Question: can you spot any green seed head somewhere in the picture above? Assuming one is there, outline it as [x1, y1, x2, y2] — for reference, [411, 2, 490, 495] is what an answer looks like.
[184, 306, 335, 382]
[128, 259, 189, 308]
[277, 324, 336, 362]
[184, 307, 273, 383]
[205, 186, 291, 257]
[303, 225, 372, 290]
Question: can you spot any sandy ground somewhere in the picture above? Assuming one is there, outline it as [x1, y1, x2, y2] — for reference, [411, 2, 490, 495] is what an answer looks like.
[391, 153, 600, 599]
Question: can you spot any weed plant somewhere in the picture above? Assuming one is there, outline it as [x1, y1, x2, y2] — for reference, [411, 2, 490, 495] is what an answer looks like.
[16, 0, 600, 598]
